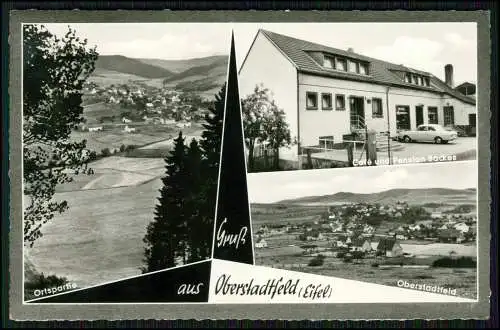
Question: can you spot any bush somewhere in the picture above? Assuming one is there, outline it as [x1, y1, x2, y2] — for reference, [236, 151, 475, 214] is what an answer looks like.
[308, 254, 325, 267]
[101, 148, 111, 157]
[343, 256, 352, 263]
[371, 263, 379, 268]
[337, 251, 346, 259]
[432, 256, 476, 268]
[24, 273, 69, 301]
[120, 144, 126, 152]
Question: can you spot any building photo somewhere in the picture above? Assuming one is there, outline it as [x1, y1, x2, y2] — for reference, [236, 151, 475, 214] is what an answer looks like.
[236, 23, 477, 172]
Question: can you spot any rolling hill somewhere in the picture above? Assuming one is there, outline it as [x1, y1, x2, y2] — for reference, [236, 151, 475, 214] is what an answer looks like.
[95, 55, 175, 79]
[272, 188, 477, 206]
[90, 54, 228, 95]
[138, 55, 227, 74]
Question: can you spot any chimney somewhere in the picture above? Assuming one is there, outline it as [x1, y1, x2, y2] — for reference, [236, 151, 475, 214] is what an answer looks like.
[445, 64, 454, 87]
[347, 47, 354, 53]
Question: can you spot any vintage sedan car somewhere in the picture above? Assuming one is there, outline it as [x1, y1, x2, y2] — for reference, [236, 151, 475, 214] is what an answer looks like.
[397, 124, 458, 144]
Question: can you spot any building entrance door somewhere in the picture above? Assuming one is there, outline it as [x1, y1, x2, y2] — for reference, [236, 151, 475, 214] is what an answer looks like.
[416, 105, 424, 127]
[349, 96, 365, 130]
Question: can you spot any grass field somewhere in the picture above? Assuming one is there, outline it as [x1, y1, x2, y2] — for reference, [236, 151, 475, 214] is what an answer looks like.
[26, 174, 164, 290]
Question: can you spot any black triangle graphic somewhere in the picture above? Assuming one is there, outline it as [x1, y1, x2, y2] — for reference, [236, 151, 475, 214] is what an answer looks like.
[212, 32, 254, 264]
[27, 260, 211, 303]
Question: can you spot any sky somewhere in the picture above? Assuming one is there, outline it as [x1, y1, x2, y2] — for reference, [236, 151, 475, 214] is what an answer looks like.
[41, 22, 477, 84]
[246, 161, 477, 204]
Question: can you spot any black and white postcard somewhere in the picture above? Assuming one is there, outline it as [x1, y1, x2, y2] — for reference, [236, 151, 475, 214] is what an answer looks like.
[7, 10, 492, 322]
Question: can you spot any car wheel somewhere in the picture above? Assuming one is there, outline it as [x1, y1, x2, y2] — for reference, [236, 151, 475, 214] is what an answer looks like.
[403, 135, 411, 143]
[442, 140, 449, 144]
[434, 136, 443, 144]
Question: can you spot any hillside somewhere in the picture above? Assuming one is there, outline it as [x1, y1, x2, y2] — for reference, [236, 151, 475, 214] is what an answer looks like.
[92, 55, 228, 95]
[138, 55, 227, 73]
[95, 55, 175, 79]
[273, 188, 477, 206]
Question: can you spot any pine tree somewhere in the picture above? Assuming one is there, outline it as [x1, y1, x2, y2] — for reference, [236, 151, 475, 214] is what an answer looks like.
[198, 83, 226, 258]
[184, 138, 203, 263]
[142, 132, 187, 273]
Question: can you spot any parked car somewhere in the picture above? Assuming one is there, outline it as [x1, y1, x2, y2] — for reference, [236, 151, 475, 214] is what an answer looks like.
[397, 124, 458, 144]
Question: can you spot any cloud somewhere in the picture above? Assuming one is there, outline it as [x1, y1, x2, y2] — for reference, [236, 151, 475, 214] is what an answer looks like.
[444, 32, 475, 49]
[98, 33, 226, 59]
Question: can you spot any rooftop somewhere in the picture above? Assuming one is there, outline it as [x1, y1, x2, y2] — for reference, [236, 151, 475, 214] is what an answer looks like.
[257, 29, 476, 106]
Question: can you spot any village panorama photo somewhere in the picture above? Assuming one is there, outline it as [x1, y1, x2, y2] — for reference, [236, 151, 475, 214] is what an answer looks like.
[22, 22, 230, 301]
[247, 161, 478, 300]
[234, 23, 477, 173]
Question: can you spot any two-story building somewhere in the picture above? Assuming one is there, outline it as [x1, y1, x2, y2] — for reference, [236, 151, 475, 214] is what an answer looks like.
[239, 29, 476, 166]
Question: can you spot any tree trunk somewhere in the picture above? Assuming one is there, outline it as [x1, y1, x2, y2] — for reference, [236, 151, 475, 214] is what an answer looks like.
[248, 142, 255, 172]
[275, 147, 280, 170]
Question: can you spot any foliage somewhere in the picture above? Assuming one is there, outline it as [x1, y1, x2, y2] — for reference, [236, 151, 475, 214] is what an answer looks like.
[101, 148, 111, 157]
[308, 254, 325, 267]
[242, 84, 292, 171]
[432, 256, 476, 268]
[143, 132, 188, 272]
[23, 24, 98, 247]
[24, 273, 69, 300]
[142, 84, 225, 271]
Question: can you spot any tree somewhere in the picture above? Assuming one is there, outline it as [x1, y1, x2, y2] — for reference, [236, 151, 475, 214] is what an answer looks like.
[143, 132, 187, 272]
[23, 24, 98, 247]
[242, 84, 292, 171]
[262, 102, 292, 170]
[197, 84, 225, 259]
[184, 139, 204, 263]
[241, 84, 272, 171]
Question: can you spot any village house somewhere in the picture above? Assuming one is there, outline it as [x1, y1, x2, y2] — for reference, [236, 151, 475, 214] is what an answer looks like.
[376, 238, 404, 257]
[255, 237, 268, 248]
[88, 126, 103, 132]
[350, 238, 372, 253]
[123, 125, 136, 133]
[454, 222, 470, 233]
[438, 229, 465, 243]
[176, 122, 192, 129]
[239, 29, 476, 167]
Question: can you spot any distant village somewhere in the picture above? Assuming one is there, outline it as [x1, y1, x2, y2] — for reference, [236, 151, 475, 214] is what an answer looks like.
[254, 201, 477, 259]
[78, 81, 212, 133]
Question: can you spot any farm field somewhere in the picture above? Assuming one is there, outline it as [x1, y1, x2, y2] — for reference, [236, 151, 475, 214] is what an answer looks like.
[26, 174, 164, 290]
[25, 154, 171, 290]
[280, 262, 477, 299]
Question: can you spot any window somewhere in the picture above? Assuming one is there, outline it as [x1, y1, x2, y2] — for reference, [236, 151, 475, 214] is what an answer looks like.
[359, 63, 368, 75]
[372, 98, 383, 118]
[428, 107, 438, 124]
[323, 56, 334, 69]
[428, 126, 436, 131]
[306, 92, 318, 110]
[336, 58, 347, 71]
[348, 60, 357, 73]
[418, 76, 423, 86]
[412, 75, 418, 84]
[335, 94, 346, 110]
[424, 77, 430, 87]
[404, 73, 411, 83]
[321, 93, 333, 110]
[417, 126, 428, 131]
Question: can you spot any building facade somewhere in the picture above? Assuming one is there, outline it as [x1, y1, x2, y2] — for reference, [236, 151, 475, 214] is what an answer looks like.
[239, 29, 476, 160]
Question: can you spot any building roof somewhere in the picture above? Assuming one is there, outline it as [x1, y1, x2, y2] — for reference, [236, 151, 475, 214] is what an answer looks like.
[259, 29, 476, 106]
[377, 238, 398, 251]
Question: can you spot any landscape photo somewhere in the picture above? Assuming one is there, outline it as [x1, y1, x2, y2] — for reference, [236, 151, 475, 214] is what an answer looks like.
[22, 23, 229, 301]
[248, 161, 478, 299]
[234, 23, 477, 172]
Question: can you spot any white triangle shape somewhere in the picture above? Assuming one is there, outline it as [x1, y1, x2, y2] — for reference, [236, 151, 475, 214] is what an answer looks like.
[209, 259, 476, 303]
